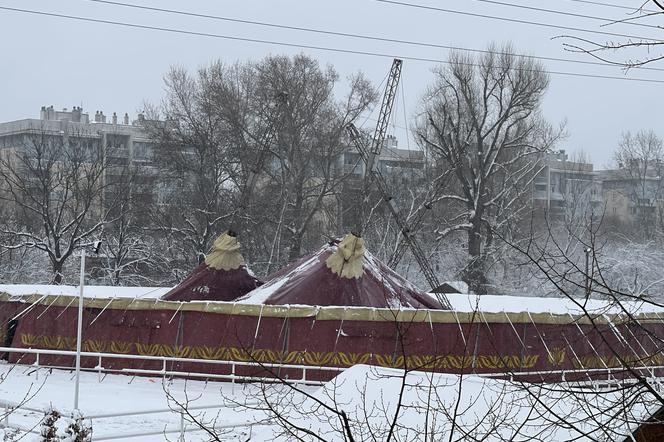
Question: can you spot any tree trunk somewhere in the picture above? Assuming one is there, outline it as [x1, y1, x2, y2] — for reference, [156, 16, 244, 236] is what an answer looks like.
[287, 184, 305, 262]
[52, 261, 64, 285]
[464, 221, 488, 295]
[287, 231, 304, 262]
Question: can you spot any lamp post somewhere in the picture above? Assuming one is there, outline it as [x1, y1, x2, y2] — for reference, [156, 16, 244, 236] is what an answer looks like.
[74, 247, 85, 411]
[584, 247, 592, 297]
[74, 240, 101, 411]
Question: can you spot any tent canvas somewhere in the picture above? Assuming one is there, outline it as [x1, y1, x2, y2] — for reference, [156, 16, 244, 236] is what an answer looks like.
[162, 232, 262, 302]
[238, 234, 443, 309]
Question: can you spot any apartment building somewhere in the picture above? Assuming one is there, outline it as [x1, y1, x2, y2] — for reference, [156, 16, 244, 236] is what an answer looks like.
[532, 150, 602, 220]
[0, 106, 157, 209]
[339, 135, 425, 180]
[598, 163, 664, 227]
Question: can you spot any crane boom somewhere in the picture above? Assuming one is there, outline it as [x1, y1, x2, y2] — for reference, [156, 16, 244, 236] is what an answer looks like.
[366, 59, 402, 175]
[387, 172, 451, 268]
[346, 59, 451, 309]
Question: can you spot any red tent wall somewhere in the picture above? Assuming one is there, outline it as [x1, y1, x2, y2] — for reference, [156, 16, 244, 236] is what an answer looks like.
[4, 295, 664, 383]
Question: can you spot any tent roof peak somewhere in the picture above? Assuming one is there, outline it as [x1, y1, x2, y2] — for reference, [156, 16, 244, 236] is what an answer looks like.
[205, 231, 244, 271]
[325, 233, 365, 279]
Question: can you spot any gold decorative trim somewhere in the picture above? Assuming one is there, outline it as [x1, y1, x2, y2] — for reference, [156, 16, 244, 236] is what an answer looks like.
[16, 333, 544, 370]
[547, 347, 566, 366]
[109, 341, 133, 354]
[571, 354, 664, 369]
[83, 340, 107, 353]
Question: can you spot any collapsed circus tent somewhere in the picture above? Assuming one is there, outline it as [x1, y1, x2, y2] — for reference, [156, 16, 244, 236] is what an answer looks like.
[238, 233, 444, 309]
[161, 232, 263, 302]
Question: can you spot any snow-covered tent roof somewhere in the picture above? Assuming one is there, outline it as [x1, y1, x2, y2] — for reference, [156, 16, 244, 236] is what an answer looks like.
[0, 285, 172, 299]
[444, 293, 664, 316]
[161, 232, 262, 302]
[237, 233, 443, 309]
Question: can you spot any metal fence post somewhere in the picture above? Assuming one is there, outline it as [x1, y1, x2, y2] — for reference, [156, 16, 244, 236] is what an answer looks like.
[35, 352, 40, 381]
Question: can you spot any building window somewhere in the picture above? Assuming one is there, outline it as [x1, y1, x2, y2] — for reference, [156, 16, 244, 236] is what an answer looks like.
[344, 152, 361, 165]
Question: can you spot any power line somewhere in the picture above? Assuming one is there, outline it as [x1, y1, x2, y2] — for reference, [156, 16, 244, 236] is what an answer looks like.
[468, 0, 662, 30]
[77, 0, 664, 73]
[563, 0, 660, 14]
[372, 0, 661, 42]
[2, 5, 664, 84]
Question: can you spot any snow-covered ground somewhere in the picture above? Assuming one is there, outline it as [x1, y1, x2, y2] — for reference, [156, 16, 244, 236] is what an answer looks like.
[1, 362, 658, 441]
[0, 362, 265, 441]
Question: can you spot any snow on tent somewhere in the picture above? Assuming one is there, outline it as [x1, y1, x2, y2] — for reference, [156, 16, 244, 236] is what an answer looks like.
[238, 233, 443, 309]
[161, 231, 262, 302]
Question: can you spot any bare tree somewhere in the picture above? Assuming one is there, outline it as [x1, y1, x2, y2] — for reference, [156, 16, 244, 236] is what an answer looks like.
[0, 246, 50, 284]
[232, 55, 376, 266]
[95, 212, 166, 286]
[416, 44, 562, 294]
[494, 215, 664, 439]
[0, 124, 125, 284]
[613, 130, 664, 236]
[559, 1, 664, 68]
[147, 55, 376, 273]
[144, 65, 241, 268]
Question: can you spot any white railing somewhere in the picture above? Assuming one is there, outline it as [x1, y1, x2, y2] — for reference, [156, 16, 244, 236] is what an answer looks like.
[0, 346, 344, 386]
[0, 345, 342, 439]
[0, 399, 43, 436]
[481, 364, 664, 388]
[3, 346, 664, 387]
[0, 397, 261, 441]
[84, 402, 262, 441]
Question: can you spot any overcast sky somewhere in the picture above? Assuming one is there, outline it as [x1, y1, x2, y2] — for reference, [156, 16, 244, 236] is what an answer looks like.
[1, 0, 663, 167]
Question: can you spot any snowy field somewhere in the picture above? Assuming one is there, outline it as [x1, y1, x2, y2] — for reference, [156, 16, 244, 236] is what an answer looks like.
[0, 362, 266, 441]
[0, 361, 658, 441]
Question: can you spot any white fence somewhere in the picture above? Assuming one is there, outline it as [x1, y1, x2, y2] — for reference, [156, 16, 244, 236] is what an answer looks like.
[0, 346, 344, 386]
[2, 345, 663, 388]
[0, 397, 260, 441]
[0, 345, 344, 440]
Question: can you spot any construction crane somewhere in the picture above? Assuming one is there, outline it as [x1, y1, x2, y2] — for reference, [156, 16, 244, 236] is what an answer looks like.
[346, 59, 452, 310]
[386, 173, 450, 269]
